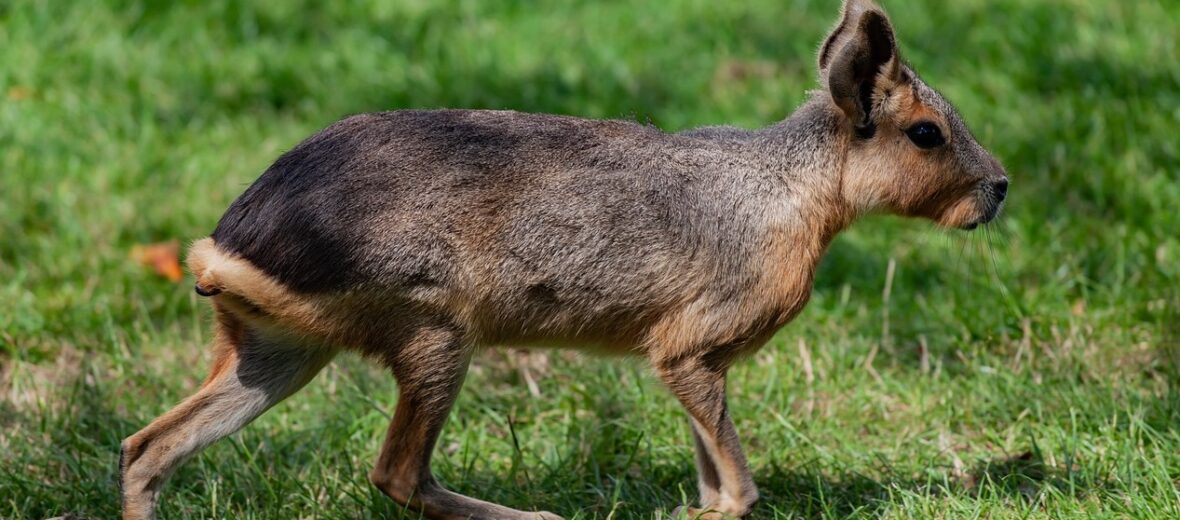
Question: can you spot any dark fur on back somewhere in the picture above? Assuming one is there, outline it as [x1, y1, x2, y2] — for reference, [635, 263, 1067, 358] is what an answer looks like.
[214, 110, 677, 293]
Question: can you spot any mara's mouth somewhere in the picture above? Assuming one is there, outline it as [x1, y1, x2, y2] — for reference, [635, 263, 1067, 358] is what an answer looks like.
[959, 195, 1006, 231]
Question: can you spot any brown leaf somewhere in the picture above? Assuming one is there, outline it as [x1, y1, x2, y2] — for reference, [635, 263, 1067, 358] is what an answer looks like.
[130, 240, 183, 282]
[7, 86, 32, 101]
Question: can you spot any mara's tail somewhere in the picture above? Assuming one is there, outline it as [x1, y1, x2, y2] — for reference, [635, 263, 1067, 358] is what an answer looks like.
[187, 238, 230, 297]
[186, 238, 316, 317]
[187, 237, 292, 308]
[186, 237, 338, 339]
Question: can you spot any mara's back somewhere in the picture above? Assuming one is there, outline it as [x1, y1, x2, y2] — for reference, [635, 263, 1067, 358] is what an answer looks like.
[210, 109, 778, 347]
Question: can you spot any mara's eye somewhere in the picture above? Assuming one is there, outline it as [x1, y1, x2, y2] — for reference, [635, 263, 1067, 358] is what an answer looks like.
[905, 122, 945, 149]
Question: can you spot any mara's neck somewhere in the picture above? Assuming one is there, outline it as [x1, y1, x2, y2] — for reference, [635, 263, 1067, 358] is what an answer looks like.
[749, 94, 856, 266]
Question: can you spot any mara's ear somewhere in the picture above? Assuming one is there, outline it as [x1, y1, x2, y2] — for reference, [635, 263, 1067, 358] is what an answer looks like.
[818, 0, 902, 136]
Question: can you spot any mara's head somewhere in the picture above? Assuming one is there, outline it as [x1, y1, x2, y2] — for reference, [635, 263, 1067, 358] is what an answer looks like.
[819, 0, 1008, 230]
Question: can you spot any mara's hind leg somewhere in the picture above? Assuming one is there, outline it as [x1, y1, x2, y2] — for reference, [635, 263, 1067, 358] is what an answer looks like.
[120, 312, 335, 520]
[369, 326, 561, 520]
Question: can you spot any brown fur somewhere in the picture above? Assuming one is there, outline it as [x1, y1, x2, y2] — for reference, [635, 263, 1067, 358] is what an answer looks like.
[121, 1, 1007, 518]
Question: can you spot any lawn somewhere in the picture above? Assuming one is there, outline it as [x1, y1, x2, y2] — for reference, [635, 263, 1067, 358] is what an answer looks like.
[2, 0, 1179, 518]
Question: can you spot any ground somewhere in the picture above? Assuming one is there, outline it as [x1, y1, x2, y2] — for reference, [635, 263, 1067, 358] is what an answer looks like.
[2, 0, 1179, 518]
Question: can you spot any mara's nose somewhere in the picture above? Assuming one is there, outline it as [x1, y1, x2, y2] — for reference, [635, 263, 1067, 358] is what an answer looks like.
[985, 154, 1009, 201]
[992, 178, 1009, 200]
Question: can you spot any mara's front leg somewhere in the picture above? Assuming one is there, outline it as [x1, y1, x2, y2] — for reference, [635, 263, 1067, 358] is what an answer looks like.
[655, 354, 758, 519]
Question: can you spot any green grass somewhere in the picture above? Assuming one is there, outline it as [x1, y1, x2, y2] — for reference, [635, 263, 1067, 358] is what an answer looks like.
[2, 0, 1179, 518]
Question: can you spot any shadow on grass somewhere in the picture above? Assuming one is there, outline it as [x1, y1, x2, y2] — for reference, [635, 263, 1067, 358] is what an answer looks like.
[1143, 294, 1180, 432]
[751, 448, 1117, 519]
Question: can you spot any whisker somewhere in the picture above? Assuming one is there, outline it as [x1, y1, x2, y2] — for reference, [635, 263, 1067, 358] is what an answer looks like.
[982, 222, 1025, 320]
[954, 229, 971, 278]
